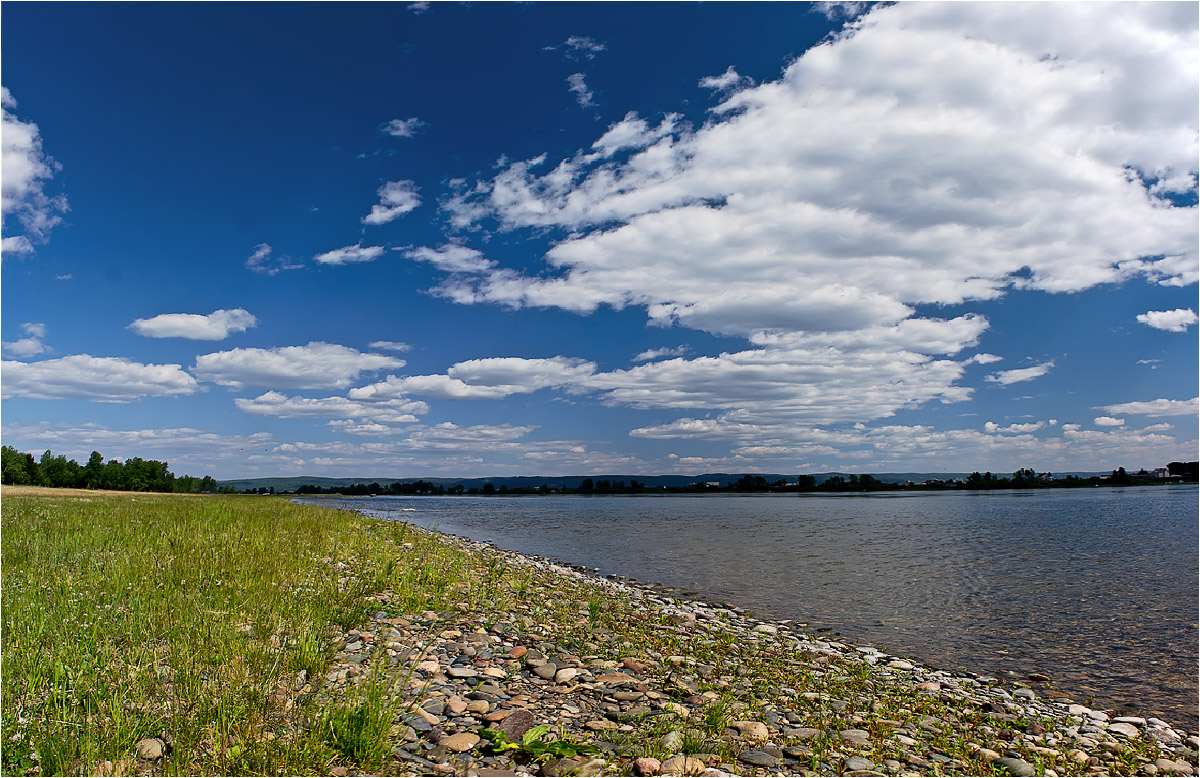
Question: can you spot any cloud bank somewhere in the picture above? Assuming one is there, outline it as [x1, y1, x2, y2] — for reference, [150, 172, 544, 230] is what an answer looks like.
[193, 342, 406, 390]
[424, 3, 1196, 433]
[2, 355, 198, 401]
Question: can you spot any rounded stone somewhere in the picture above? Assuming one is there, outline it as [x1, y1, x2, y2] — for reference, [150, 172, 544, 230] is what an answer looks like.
[497, 708, 536, 739]
[840, 729, 872, 748]
[993, 756, 1035, 776]
[1108, 722, 1140, 739]
[134, 738, 166, 761]
[660, 755, 705, 776]
[737, 749, 779, 768]
[732, 720, 769, 740]
[1154, 758, 1195, 776]
[440, 732, 480, 752]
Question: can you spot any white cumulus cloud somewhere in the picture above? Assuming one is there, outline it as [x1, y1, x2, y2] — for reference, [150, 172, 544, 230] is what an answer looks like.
[986, 361, 1055, 386]
[234, 391, 428, 424]
[193, 342, 405, 390]
[405, 422, 536, 449]
[633, 345, 691, 362]
[352, 374, 513, 401]
[984, 421, 1045, 434]
[544, 36, 607, 61]
[2, 87, 68, 253]
[566, 73, 595, 108]
[1136, 308, 1198, 332]
[2, 322, 48, 356]
[368, 340, 412, 352]
[363, 180, 421, 226]
[246, 243, 303, 275]
[314, 243, 386, 265]
[592, 112, 681, 158]
[128, 308, 257, 340]
[698, 66, 754, 93]
[403, 244, 495, 273]
[1, 355, 198, 401]
[350, 356, 597, 402]
[381, 117, 425, 137]
[2, 235, 34, 255]
[1098, 397, 1199, 417]
[1093, 416, 1126, 427]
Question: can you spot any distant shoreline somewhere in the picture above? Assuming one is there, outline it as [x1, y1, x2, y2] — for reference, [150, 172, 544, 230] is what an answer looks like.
[276, 475, 1198, 497]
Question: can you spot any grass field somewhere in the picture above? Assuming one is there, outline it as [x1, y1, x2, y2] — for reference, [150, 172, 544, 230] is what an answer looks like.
[0, 488, 491, 776]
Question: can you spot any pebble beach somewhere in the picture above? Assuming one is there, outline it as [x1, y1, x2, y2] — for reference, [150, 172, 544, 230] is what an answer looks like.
[309, 522, 1200, 777]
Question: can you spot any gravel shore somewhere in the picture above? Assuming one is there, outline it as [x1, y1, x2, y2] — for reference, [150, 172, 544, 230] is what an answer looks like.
[313, 523, 1199, 777]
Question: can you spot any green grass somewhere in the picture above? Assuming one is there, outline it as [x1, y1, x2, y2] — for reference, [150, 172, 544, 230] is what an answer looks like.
[0, 491, 495, 775]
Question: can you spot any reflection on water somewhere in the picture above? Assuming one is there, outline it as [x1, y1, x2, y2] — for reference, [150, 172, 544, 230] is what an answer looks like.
[303, 485, 1198, 721]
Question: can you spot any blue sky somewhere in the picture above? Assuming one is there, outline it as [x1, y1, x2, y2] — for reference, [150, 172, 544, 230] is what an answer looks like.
[2, 2, 1197, 480]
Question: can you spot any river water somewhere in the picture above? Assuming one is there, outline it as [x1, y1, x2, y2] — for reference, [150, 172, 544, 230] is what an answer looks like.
[301, 485, 1198, 721]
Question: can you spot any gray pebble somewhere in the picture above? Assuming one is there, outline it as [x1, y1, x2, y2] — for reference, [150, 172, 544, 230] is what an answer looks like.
[993, 756, 1036, 776]
[738, 749, 779, 768]
[845, 756, 876, 771]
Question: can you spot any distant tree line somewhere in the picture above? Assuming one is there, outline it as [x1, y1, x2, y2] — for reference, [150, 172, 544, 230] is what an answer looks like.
[294, 480, 464, 496]
[1, 446, 232, 494]
[289, 463, 1197, 497]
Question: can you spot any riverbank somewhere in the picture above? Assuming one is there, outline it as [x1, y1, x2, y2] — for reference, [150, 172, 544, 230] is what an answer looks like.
[322, 521, 1198, 778]
[2, 490, 1196, 776]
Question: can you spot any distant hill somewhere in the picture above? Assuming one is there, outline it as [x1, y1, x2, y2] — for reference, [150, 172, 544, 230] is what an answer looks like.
[218, 471, 1110, 493]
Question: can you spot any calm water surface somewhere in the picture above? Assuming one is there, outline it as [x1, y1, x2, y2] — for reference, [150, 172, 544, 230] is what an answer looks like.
[303, 486, 1198, 721]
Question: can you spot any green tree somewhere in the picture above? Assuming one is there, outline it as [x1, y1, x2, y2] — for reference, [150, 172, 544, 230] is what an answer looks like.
[735, 474, 768, 491]
[102, 459, 126, 490]
[1012, 468, 1037, 484]
[2, 446, 40, 485]
[84, 451, 105, 489]
[39, 450, 82, 488]
[820, 475, 847, 491]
